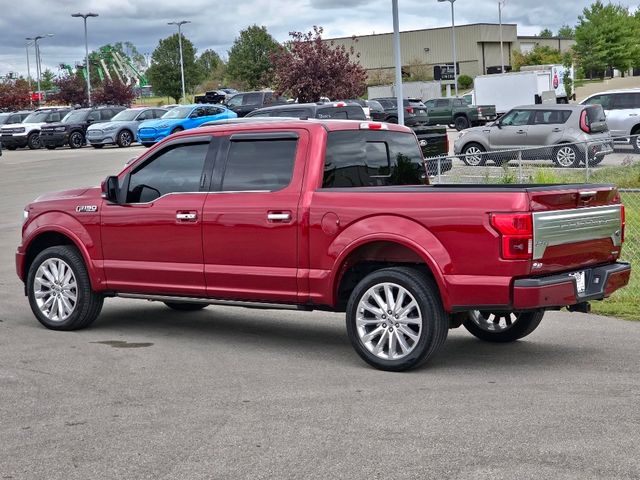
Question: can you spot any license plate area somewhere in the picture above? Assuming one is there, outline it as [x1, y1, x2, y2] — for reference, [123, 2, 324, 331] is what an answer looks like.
[569, 270, 586, 294]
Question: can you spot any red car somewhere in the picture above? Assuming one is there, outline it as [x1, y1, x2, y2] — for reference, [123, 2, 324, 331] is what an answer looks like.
[16, 119, 630, 371]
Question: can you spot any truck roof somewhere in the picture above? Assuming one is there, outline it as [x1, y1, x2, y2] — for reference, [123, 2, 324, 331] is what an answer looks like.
[194, 118, 413, 135]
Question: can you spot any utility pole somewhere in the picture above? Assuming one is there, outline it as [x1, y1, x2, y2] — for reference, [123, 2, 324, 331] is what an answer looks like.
[499, 0, 506, 73]
[72, 13, 99, 106]
[438, 0, 458, 97]
[25, 39, 33, 108]
[392, 0, 404, 125]
[168, 20, 191, 103]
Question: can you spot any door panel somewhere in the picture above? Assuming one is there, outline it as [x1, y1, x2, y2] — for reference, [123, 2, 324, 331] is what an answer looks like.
[489, 110, 532, 149]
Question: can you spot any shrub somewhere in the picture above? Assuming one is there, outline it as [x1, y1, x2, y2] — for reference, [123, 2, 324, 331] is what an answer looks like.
[458, 74, 473, 89]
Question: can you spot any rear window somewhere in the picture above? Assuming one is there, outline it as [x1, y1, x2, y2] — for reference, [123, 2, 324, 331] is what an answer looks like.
[585, 105, 606, 124]
[322, 131, 426, 188]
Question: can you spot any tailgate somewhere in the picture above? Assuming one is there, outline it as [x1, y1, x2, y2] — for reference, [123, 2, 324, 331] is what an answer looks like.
[475, 105, 496, 119]
[529, 185, 623, 273]
[412, 125, 447, 158]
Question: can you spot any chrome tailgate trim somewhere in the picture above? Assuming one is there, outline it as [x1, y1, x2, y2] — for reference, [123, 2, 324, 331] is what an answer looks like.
[532, 205, 622, 260]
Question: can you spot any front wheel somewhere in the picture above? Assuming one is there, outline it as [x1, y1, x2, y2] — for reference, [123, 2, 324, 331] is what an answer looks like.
[463, 310, 544, 343]
[117, 130, 133, 148]
[27, 132, 41, 150]
[631, 131, 640, 153]
[346, 267, 448, 371]
[454, 116, 470, 131]
[27, 246, 103, 331]
[68, 131, 84, 149]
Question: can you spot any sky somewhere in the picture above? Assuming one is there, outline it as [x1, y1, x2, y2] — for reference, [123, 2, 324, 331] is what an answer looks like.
[0, 0, 637, 78]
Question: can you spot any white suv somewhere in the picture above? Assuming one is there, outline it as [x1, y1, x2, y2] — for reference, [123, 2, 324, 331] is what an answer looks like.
[0, 107, 72, 150]
[581, 89, 640, 151]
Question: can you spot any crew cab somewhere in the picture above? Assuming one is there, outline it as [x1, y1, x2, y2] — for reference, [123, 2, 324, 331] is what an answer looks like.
[17, 119, 630, 371]
[424, 97, 497, 131]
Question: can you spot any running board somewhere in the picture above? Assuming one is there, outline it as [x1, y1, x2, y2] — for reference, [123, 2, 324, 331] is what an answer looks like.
[116, 293, 309, 311]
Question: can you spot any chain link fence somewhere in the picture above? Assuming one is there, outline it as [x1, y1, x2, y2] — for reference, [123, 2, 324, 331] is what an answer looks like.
[424, 135, 639, 313]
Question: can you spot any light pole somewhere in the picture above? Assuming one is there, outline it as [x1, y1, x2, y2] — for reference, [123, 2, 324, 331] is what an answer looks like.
[27, 34, 53, 106]
[168, 20, 191, 103]
[25, 39, 33, 108]
[72, 13, 99, 106]
[438, 0, 458, 97]
[498, 0, 506, 73]
[391, 0, 404, 125]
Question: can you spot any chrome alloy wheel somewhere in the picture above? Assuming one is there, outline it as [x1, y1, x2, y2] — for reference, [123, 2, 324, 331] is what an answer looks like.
[463, 146, 483, 166]
[555, 146, 576, 167]
[468, 311, 520, 333]
[34, 258, 78, 322]
[119, 130, 132, 147]
[356, 282, 422, 360]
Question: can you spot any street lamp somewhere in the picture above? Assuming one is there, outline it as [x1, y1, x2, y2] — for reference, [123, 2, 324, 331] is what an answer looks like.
[26, 34, 53, 107]
[71, 13, 99, 106]
[168, 20, 191, 103]
[25, 39, 34, 108]
[498, 1, 506, 73]
[438, 0, 458, 97]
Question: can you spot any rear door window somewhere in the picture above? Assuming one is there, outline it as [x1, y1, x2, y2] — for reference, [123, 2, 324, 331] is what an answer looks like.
[531, 110, 571, 124]
[434, 99, 449, 108]
[611, 93, 640, 109]
[584, 94, 612, 110]
[323, 131, 425, 188]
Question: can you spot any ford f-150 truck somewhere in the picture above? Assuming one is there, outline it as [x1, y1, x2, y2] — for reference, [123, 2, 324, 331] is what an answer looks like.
[17, 119, 630, 371]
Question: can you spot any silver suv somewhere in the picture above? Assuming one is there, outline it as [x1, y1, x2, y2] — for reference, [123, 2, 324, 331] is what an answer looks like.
[581, 88, 640, 151]
[453, 104, 613, 168]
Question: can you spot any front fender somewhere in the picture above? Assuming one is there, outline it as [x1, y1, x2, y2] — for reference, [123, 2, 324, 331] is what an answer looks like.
[327, 215, 453, 311]
[20, 211, 106, 290]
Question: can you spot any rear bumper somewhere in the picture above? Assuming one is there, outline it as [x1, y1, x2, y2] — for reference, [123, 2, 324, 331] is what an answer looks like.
[512, 262, 631, 310]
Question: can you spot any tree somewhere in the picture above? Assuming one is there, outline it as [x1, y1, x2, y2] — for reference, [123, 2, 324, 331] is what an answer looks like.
[198, 49, 222, 78]
[40, 69, 55, 91]
[146, 33, 204, 103]
[93, 79, 136, 106]
[0, 78, 31, 110]
[539, 28, 554, 38]
[226, 25, 280, 89]
[557, 24, 575, 39]
[52, 74, 87, 106]
[271, 26, 367, 103]
[512, 45, 562, 71]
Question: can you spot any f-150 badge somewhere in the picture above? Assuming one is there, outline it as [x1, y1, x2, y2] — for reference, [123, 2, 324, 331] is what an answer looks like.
[76, 205, 98, 213]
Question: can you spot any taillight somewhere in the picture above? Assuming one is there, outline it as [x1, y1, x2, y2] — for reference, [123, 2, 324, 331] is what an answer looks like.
[621, 204, 625, 243]
[490, 212, 533, 260]
[360, 122, 387, 130]
[579, 109, 590, 133]
[405, 106, 414, 114]
[477, 107, 482, 113]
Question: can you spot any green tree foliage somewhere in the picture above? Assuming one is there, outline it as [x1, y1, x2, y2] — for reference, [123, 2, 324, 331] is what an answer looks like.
[198, 49, 222, 77]
[227, 25, 280, 89]
[40, 69, 55, 91]
[512, 45, 562, 71]
[574, 1, 636, 76]
[457, 74, 473, 89]
[147, 33, 204, 103]
[539, 28, 554, 38]
[557, 24, 575, 39]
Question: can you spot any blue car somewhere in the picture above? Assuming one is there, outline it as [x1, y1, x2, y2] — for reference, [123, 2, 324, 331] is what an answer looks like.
[137, 104, 237, 147]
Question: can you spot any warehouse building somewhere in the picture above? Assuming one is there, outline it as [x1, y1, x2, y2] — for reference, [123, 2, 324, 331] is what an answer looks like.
[326, 23, 574, 83]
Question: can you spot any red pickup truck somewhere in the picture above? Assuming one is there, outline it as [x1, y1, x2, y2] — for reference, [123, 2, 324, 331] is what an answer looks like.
[17, 119, 630, 371]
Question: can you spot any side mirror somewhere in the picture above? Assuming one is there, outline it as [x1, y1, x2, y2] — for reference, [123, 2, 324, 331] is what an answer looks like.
[101, 175, 120, 204]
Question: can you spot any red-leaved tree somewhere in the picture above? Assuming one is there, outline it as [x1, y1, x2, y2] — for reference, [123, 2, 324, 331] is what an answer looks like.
[0, 78, 31, 110]
[52, 74, 87, 106]
[271, 26, 367, 102]
[93, 79, 136, 106]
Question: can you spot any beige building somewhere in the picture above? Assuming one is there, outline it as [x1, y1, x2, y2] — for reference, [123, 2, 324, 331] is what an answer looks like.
[326, 23, 575, 83]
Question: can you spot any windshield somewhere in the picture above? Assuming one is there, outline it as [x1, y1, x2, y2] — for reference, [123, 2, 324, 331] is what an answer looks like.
[161, 106, 192, 119]
[23, 111, 50, 123]
[111, 109, 142, 121]
[62, 111, 88, 123]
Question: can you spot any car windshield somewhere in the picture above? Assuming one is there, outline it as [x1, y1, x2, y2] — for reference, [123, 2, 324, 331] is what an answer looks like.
[161, 106, 192, 119]
[62, 111, 88, 123]
[23, 111, 51, 123]
[111, 109, 142, 121]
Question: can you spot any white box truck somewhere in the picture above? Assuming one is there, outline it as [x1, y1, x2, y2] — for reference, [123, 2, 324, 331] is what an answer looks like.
[471, 65, 574, 116]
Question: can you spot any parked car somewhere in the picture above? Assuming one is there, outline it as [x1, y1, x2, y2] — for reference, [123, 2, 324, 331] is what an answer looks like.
[194, 90, 226, 104]
[0, 107, 73, 150]
[137, 104, 237, 147]
[39, 106, 125, 150]
[245, 102, 367, 120]
[86, 107, 168, 148]
[336, 99, 371, 119]
[369, 98, 430, 127]
[423, 97, 497, 130]
[453, 104, 613, 168]
[226, 91, 288, 117]
[16, 119, 630, 371]
[0, 110, 32, 126]
[581, 88, 640, 152]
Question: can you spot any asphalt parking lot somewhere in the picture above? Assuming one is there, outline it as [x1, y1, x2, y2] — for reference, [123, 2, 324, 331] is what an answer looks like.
[1, 145, 639, 479]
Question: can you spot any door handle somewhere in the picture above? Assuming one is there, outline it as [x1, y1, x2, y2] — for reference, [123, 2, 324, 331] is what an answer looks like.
[176, 212, 197, 221]
[267, 212, 291, 222]
[516, 130, 526, 134]
[552, 128, 562, 132]
[629, 113, 638, 117]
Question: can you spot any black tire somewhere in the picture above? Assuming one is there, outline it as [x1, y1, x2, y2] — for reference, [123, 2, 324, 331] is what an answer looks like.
[171, 126, 184, 134]
[552, 144, 580, 168]
[454, 116, 470, 131]
[460, 142, 486, 166]
[117, 130, 133, 148]
[27, 246, 103, 331]
[346, 267, 448, 371]
[386, 116, 398, 124]
[631, 130, 640, 153]
[463, 310, 544, 343]
[164, 302, 207, 311]
[91, 144, 104, 149]
[27, 132, 41, 150]
[68, 131, 84, 149]
[45, 145, 56, 150]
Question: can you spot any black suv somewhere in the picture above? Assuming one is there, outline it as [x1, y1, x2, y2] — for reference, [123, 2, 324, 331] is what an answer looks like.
[245, 102, 366, 120]
[40, 106, 125, 149]
[369, 98, 430, 127]
[226, 91, 288, 117]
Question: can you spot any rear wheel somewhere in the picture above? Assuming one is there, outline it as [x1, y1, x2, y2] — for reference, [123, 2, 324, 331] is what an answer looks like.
[164, 302, 207, 312]
[460, 142, 486, 166]
[631, 128, 640, 153]
[454, 116, 470, 131]
[463, 310, 544, 343]
[27, 132, 41, 150]
[386, 116, 398, 124]
[553, 144, 580, 168]
[117, 130, 133, 148]
[346, 267, 448, 371]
